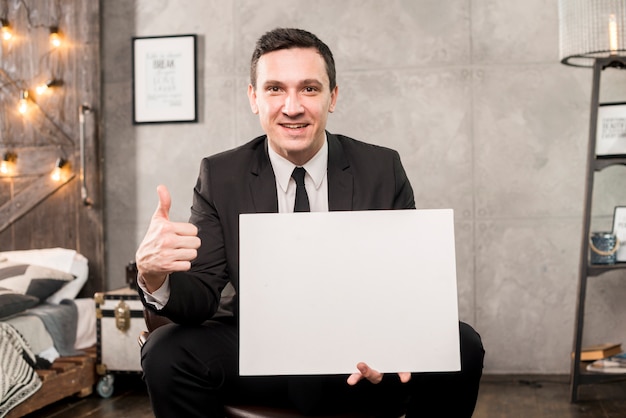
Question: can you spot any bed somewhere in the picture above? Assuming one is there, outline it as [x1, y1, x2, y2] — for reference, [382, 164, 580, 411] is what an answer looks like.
[0, 248, 98, 418]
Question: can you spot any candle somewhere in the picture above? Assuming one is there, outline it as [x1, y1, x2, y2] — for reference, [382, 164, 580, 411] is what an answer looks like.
[609, 14, 618, 55]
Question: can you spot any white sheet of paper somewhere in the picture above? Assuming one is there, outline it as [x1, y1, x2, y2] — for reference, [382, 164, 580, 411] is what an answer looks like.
[239, 209, 460, 376]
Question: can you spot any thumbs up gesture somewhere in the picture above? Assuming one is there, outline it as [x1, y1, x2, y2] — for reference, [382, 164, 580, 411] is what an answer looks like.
[135, 185, 201, 292]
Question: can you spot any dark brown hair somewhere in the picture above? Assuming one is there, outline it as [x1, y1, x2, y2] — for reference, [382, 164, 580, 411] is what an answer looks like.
[250, 28, 336, 91]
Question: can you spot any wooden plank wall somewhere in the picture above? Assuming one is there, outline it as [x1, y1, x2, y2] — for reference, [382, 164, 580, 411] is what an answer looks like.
[0, 1, 103, 296]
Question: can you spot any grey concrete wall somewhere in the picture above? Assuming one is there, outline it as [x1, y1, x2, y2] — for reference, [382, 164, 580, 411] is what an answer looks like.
[101, 0, 626, 374]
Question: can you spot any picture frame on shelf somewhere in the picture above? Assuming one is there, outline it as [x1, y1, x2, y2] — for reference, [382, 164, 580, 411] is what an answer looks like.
[132, 34, 197, 124]
[596, 102, 626, 156]
[612, 206, 626, 262]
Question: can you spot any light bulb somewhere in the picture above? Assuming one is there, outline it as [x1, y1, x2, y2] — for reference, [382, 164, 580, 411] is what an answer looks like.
[49, 27, 61, 48]
[35, 79, 62, 95]
[1, 19, 12, 41]
[18, 90, 29, 114]
[0, 152, 17, 176]
[51, 158, 68, 182]
[51, 166, 61, 181]
[18, 100, 28, 114]
[35, 83, 48, 95]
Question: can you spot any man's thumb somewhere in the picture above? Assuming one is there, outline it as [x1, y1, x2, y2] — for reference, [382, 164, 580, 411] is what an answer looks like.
[154, 185, 171, 220]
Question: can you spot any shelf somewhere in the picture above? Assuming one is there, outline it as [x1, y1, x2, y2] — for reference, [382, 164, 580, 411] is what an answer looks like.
[570, 56, 626, 403]
[587, 263, 626, 277]
[594, 157, 626, 171]
[576, 362, 626, 385]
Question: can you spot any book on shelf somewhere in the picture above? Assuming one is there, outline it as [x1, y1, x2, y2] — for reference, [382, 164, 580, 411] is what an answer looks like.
[576, 342, 622, 361]
[587, 352, 626, 374]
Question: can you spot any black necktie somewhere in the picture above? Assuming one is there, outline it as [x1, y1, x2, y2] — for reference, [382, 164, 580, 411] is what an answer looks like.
[291, 167, 310, 212]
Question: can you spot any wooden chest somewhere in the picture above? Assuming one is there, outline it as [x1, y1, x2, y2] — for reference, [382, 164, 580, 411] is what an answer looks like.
[94, 287, 145, 397]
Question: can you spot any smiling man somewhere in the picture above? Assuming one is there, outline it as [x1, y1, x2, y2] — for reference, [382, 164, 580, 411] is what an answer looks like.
[135, 28, 484, 418]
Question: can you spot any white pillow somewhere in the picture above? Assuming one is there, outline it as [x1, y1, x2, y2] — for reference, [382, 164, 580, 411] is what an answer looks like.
[46, 254, 89, 304]
[0, 248, 76, 272]
[0, 248, 89, 304]
[0, 260, 75, 301]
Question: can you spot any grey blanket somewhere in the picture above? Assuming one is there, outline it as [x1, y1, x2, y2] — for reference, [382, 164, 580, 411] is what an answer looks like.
[23, 300, 81, 357]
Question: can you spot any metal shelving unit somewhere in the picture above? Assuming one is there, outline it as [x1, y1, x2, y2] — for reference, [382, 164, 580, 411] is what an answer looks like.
[570, 55, 626, 402]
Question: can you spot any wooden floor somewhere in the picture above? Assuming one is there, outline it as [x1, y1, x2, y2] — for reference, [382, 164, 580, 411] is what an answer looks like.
[20, 374, 626, 417]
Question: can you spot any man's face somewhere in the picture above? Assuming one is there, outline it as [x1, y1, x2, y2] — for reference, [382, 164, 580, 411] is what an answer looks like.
[248, 47, 338, 166]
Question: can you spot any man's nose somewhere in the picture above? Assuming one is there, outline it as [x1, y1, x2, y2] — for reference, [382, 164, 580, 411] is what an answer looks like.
[282, 92, 303, 116]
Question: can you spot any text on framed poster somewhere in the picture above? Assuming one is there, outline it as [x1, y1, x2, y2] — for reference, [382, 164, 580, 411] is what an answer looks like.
[132, 34, 197, 124]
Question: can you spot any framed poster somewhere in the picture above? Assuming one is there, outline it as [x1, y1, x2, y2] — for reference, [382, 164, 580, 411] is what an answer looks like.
[132, 34, 197, 124]
[612, 206, 626, 262]
[596, 103, 626, 156]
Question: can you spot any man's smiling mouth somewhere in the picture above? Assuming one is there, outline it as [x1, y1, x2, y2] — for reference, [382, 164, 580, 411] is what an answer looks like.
[281, 123, 308, 129]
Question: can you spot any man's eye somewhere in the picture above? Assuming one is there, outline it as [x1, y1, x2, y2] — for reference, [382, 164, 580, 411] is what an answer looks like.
[267, 86, 281, 93]
[304, 87, 318, 93]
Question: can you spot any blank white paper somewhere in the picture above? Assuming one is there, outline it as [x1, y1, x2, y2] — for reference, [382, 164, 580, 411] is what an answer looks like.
[239, 209, 460, 376]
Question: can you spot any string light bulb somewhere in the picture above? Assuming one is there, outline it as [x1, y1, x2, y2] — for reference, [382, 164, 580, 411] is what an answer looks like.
[51, 158, 68, 182]
[1, 19, 12, 41]
[18, 90, 30, 114]
[0, 152, 17, 176]
[49, 26, 62, 48]
[35, 79, 63, 95]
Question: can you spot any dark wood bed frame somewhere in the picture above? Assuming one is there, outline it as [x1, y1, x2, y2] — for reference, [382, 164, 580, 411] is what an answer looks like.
[5, 346, 97, 417]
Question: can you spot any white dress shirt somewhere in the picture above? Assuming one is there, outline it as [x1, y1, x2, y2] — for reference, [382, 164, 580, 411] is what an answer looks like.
[268, 138, 328, 213]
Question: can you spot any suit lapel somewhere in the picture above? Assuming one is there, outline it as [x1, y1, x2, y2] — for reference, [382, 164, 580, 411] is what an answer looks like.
[248, 134, 353, 212]
[327, 133, 353, 211]
[249, 138, 279, 213]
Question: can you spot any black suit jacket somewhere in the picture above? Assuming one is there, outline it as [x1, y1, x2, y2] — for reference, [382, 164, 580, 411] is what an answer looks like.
[147, 132, 416, 324]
